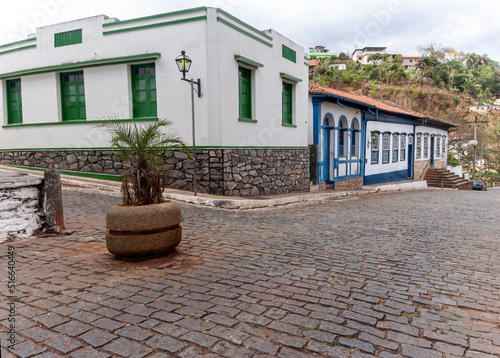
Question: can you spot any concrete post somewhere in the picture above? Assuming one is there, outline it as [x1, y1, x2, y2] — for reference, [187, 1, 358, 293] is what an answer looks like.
[44, 169, 65, 233]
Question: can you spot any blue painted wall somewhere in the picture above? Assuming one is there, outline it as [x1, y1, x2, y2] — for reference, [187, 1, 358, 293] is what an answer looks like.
[364, 169, 408, 185]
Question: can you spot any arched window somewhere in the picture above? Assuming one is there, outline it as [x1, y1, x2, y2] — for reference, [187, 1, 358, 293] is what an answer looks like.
[338, 116, 348, 157]
[392, 133, 399, 162]
[436, 134, 441, 157]
[400, 133, 406, 161]
[382, 132, 390, 164]
[371, 131, 380, 164]
[423, 134, 429, 159]
[351, 119, 360, 157]
[416, 133, 422, 159]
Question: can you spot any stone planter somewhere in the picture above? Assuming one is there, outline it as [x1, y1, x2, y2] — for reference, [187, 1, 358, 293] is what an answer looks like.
[106, 201, 182, 260]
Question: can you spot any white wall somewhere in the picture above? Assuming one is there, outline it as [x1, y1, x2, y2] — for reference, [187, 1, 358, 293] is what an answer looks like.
[365, 120, 413, 176]
[22, 73, 60, 124]
[85, 64, 131, 120]
[0, 8, 307, 151]
[210, 13, 308, 147]
[414, 125, 448, 162]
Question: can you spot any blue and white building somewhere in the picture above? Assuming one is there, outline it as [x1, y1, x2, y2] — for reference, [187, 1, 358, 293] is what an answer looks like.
[309, 85, 456, 189]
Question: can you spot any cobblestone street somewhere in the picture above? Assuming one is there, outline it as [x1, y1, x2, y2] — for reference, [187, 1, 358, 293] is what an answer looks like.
[1, 187, 499, 357]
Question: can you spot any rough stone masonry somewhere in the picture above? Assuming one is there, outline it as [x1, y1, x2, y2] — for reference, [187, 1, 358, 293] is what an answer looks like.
[0, 148, 311, 196]
[0, 171, 44, 242]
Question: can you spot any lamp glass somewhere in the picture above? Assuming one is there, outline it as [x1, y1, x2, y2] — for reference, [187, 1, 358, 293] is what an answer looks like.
[175, 51, 192, 74]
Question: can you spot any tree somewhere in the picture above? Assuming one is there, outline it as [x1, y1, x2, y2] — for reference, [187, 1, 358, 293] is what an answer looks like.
[418, 43, 455, 62]
[464, 53, 491, 68]
[338, 52, 348, 60]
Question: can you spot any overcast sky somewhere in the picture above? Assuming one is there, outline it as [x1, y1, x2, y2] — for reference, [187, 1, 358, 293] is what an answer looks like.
[2, 0, 499, 61]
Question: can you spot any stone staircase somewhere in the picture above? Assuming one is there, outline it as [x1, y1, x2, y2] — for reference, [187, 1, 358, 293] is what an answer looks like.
[424, 168, 472, 190]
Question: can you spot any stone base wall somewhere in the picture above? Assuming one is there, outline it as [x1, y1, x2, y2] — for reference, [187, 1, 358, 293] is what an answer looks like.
[334, 177, 363, 190]
[223, 149, 310, 196]
[0, 148, 310, 196]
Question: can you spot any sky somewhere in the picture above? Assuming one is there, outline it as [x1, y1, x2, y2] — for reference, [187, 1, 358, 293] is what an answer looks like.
[1, 0, 499, 61]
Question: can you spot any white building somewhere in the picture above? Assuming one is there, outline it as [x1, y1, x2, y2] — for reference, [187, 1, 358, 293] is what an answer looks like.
[0, 7, 310, 196]
[351, 47, 387, 65]
[309, 85, 455, 189]
[402, 56, 421, 70]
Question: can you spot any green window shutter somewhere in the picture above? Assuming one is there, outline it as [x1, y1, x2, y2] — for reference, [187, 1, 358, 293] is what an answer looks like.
[7, 79, 23, 124]
[282, 82, 292, 125]
[60, 71, 86, 121]
[54, 29, 83, 47]
[131, 63, 157, 118]
[282, 45, 296, 63]
[238, 66, 252, 119]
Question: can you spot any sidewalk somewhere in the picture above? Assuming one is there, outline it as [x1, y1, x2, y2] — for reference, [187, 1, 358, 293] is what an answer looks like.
[0, 165, 428, 209]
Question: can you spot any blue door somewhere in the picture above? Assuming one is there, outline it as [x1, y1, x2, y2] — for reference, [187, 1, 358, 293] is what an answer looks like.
[407, 144, 413, 178]
[320, 116, 334, 183]
[321, 128, 334, 182]
[430, 136, 435, 167]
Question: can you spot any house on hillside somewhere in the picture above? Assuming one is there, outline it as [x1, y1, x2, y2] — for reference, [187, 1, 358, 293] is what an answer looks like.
[0, 7, 310, 196]
[352, 47, 396, 65]
[308, 84, 456, 189]
[402, 56, 421, 70]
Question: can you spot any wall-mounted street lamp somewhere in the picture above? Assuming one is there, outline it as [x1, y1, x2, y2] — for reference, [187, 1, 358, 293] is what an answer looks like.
[175, 50, 201, 195]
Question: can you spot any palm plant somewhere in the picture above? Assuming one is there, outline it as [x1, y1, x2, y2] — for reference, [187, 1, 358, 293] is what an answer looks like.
[101, 119, 191, 206]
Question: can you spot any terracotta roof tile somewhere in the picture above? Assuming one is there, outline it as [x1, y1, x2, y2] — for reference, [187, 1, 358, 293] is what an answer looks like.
[308, 84, 456, 128]
[308, 59, 320, 67]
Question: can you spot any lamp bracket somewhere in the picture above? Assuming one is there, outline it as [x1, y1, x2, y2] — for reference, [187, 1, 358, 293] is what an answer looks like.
[181, 78, 202, 97]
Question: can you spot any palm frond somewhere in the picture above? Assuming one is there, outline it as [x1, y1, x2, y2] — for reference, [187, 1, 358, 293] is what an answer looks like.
[98, 118, 191, 205]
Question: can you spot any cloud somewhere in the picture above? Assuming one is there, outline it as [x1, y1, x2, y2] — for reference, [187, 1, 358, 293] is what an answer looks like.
[0, 0, 499, 61]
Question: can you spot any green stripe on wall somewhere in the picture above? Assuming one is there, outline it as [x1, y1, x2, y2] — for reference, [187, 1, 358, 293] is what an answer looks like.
[0, 37, 36, 49]
[5, 165, 123, 182]
[216, 8, 272, 40]
[103, 16, 207, 35]
[217, 17, 273, 48]
[0, 53, 161, 79]
[0, 146, 309, 152]
[2, 117, 159, 129]
[103, 7, 207, 27]
[0, 45, 36, 56]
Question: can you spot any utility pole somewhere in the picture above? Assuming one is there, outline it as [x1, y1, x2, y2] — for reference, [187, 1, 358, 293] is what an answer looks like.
[465, 116, 488, 180]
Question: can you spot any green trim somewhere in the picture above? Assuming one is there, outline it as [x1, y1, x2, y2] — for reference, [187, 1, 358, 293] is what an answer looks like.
[5, 165, 123, 182]
[0, 145, 309, 152]
[103, 7, 207, 27]
[216, 8, 273, 40]
[281, 123, 297, 128]
[103, 16, 207, 35]
[0, 45, 36, 56]
[304, 55, 308, 60]
[238, 117, 257, 123]
[0, 37, 36, 49]
[2, 117, 159, 129]
[234, 55, 264, 69]
[217, 17, 273, 48]
[196, 146, 309, 149]
[0, 53, 161, 79]
[304, 62, 309, 66]
[280, 72, 302, 83]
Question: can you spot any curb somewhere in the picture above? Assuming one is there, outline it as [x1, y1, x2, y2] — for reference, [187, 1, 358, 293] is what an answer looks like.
[0, 165, 429, 210]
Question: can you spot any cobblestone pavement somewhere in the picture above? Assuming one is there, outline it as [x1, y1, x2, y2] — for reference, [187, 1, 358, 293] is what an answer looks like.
[1, 187, 499, 357]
